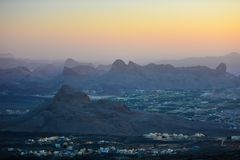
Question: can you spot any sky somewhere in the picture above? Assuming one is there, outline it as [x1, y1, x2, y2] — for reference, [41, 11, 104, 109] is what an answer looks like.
[0, 0, 240, 63]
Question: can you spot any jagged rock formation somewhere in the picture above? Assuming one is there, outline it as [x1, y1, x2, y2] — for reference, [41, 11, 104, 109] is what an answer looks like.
[3, 85, 239, 136]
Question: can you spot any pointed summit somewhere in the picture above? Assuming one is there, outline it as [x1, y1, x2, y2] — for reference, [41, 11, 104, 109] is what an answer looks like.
[127, 61, 142, 73]
[128, 61, 138, 67]
[53, 85, 90, 105]
[110, 59, 127, 72]
[64, 58, 80, 68]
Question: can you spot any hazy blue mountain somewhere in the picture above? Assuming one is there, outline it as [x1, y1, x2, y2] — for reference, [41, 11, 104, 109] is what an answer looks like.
[0, 57, 239, 95]
[64, 58, 81, 68]
[158, 52, 240, 75]
[75, 60, 240, 93]
[0, 66, 31, 82]
[64, 58, 93, 68]
[0, 56, 26, 69]
[0, 54, 58, 70]
[3, 85, 239, 136]
[63, 65, 104, 77]
[96, 64, 112, 72]
[0, 66, 60, 95]
[31, 64, 62, 80]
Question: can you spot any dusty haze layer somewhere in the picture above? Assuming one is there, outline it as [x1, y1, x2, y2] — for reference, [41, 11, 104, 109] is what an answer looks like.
[1, 0, 240, 63]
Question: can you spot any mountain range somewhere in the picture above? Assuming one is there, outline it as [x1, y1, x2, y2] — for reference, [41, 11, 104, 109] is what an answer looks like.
[62, 60, 239, 93]
[159, 52, 240, 75]
[0, 53, 240, 94]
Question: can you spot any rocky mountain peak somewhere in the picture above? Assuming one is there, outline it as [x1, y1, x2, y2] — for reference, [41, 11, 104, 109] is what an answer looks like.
[64, 58, 80, 68]
[216, 63, 227, 73]
[110, 59, 127, 72]
[53, 85, 91, 105]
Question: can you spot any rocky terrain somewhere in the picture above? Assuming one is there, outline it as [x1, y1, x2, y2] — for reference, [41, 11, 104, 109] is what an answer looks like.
[2, 85, 239, 136]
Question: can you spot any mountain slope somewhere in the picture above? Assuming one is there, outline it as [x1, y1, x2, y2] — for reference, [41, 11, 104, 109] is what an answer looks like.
[0, 58, 239, 94]
[0, 66, 60, 94]
[79, 60, 240, 92]
[159, 52, 240, 75]
[64, 58, 93, 68]
[3, 85, 239, 136]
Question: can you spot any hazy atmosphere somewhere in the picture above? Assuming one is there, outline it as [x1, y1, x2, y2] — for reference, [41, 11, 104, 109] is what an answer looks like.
[1, 1, 240, 159]
[1, 0, 240, 63]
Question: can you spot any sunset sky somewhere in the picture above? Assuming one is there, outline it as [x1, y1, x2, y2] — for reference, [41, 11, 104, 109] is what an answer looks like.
[1, 0, 240, 63]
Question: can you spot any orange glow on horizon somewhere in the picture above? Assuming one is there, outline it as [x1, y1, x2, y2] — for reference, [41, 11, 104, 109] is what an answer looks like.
[1, 0, 240, 61]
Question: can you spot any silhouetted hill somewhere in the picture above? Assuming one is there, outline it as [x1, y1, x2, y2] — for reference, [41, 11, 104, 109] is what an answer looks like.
[0, 58, 240, 94]
[159, 52, 240, 75]
[0, 66, 31, 82]
[63, 65, 104, 77]
[31, 64, 62, 80]
[78, 60, 239, 92]
[0, 66, 60, 95]
[96, 64, 112, 71]
[3, 85, 239, 136]
[109, 59, 128, 73]
[64, 58, 81, 68]
[64, 58, 93, 68]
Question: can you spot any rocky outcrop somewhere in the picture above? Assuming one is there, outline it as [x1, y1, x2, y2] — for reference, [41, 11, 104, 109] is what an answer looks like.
[53, 85, 90, 105]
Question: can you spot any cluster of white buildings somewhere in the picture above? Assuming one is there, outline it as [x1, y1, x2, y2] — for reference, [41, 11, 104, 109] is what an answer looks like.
[143, 132, 205, 141]
[7, 135, 180, 158]
[7, 133, 240, 158]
